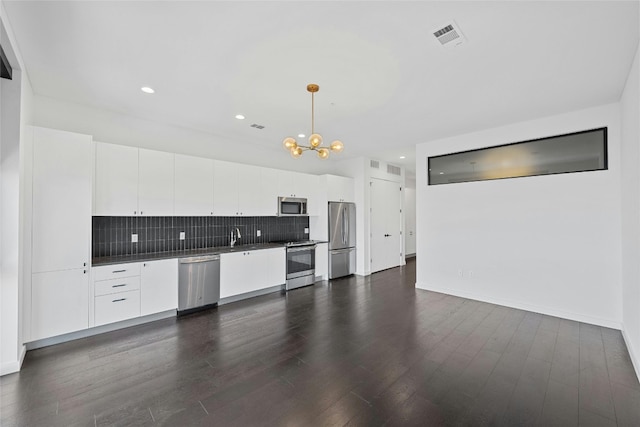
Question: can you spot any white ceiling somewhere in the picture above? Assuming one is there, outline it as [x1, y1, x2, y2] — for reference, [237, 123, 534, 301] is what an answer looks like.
[3, 1, 639, 175]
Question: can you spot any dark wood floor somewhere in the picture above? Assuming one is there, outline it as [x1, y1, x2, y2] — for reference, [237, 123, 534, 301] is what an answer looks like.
[2, 259, 640, 426]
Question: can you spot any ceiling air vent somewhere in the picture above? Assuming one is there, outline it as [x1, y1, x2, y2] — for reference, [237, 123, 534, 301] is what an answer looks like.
[250, 123, 265, 130]
[370, 160, 380, 169]
[387, 165, 401, 176]
[432, 21, 466, 48]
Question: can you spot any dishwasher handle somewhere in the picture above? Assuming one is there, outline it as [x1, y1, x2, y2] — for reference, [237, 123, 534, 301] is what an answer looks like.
[179, 255, 220, 264]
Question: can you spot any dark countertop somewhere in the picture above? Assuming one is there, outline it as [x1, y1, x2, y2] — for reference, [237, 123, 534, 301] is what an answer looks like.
[92, 239, 330, 267]
[91, 242, 287, 267]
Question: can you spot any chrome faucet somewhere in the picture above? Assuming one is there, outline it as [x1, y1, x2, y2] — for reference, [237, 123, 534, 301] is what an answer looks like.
[230, 227, 241, 247]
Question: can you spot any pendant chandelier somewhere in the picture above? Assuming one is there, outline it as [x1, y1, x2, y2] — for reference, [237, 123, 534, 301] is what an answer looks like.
[282, 84, 344, 159]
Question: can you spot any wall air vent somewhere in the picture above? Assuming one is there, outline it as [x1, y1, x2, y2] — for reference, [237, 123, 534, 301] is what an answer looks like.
[250, 124, 265, 129]
[432, 21, 466, 49]
[387, 165, 401, 176]
[370, 160, 380, 169]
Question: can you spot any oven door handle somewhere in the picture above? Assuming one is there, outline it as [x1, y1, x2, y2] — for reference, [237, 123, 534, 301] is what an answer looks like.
[287, 245, 317, 253]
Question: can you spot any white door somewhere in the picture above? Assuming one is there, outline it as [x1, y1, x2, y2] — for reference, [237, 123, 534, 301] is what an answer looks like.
[404, 187, 417, 256]
[31, 269, 89, 340]
[141, 259, 178, 316]
[370, 178, 402, 273]
[94, 142, 139, 216]
[138, 148, 175, 216]
[259, 167, 280, 216]
[174, 154, 214, 216]
[32, 127, 92, 273]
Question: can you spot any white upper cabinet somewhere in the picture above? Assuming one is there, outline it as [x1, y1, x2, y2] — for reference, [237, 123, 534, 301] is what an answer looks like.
[174, 154, 214, 216]
[213, 160, 240, 216]
[326, 175, 355, 203]
[260, 167, 280, 216]
[278, 170, 319, 199]
[94, 142, 139, 216]
[32, 127, 92, 273]
[214, 161, 279, 216]
[138, 149, 175, 216]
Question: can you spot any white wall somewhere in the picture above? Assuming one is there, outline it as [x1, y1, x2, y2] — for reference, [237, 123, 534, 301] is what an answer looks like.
[416, 103, 622, 328]
[1, 3, 33, 375]
[621, 42, 640, 374]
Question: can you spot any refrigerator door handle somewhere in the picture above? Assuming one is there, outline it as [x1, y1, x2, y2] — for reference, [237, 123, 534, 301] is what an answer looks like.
[331, 248, 354, 254]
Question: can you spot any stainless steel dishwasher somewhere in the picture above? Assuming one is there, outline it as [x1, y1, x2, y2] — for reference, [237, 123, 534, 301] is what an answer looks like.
[178, 255, 220, 314]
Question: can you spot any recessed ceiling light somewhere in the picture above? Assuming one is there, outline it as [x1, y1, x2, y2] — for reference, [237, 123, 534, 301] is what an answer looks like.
[298, 134, 305, 138]
[235, 114, 245, 120]
[141, 86, 155, 94]
[439, 172, 444, 175]
[399, 156, 406, 159]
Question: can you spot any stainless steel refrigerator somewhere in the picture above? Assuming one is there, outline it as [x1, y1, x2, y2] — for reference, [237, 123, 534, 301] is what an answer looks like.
[328, 202, 356, 279]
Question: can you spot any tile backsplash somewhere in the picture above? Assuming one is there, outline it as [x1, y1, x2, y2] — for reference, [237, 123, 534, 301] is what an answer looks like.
[92, 216, 310, 258]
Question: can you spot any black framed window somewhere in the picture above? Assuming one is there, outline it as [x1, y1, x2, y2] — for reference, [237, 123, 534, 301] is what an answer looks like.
[428, 127, 607, 185]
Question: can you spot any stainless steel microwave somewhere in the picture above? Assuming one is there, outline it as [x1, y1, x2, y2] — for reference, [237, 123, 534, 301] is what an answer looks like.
[278, 197, 308, 216]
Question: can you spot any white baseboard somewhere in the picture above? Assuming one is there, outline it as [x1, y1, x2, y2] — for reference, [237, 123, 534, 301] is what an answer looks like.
[621, 328, 640, 383]
[415, 282, 621, 330]
[0, 345, 26, 376]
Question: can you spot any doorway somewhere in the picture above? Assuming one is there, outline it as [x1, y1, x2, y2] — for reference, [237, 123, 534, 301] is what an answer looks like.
[370, 178, 402, 273]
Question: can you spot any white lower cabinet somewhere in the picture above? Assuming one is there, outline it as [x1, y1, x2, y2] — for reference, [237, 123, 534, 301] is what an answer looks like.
[141, 259, 178, 316]
[220, 248, 286, 298]
[92, 259, 178, 327]
[94, 290, 141, 326]
[31, 269, 89, 341]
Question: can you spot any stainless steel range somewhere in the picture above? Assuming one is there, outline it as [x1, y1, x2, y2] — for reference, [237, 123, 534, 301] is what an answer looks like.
[279, 241, 317, 290]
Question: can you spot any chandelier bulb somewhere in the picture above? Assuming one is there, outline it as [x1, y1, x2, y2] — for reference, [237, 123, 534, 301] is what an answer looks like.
[283, 137, 297, 150]
[330, 140, 344, 152]
[317, 148, 330, 159]
[309, 133, 322, 148]
[290, 146, 303, 158]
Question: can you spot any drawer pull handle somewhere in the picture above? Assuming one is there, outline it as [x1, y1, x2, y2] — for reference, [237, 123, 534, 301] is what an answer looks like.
[112, 270, 126, 273]
[112, 284, 127, 288]
[112, 298, 127, 303]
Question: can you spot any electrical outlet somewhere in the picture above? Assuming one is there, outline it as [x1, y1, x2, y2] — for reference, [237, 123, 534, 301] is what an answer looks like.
[179, 231, 185, 240]
[458, 269, 464, 278]
[304, 228, 309, 234]
[131, 234, 138, 243]
[256, 230, 261, 237]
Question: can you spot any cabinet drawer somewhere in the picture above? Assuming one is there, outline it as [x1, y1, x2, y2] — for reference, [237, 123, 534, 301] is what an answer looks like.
[92, 263, 141, 281]
[94, 290, 140, 326]
[94, 276, 140, 297]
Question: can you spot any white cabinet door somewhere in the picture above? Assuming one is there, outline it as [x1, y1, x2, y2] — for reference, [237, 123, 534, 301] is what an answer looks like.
[31, 269, 89, 340]
[140, 259, 178, 315]
[237, 164, 261, 216]
[220, 248, 285, 298]
[138, 149, 175, 216]
[278, 170, 318, 199]
[32, 127, 92, 273]
[95, 142, 139, 216]
[260, 167, 280, 216]
[277, 170, 297, 197]
[327, 175, 355, 203]
[174, 154, 214, 216]
[213, 160, 239, 216]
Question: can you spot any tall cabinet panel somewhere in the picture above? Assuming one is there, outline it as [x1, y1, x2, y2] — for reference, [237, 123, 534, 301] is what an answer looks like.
[138, 149, 175, 216]
[94, 142, 139, 216]
[213, 160, 240, 216]
[174, 154, 214, 216]
[30, 126, 92, 341]
[32, 127, 92, 273]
